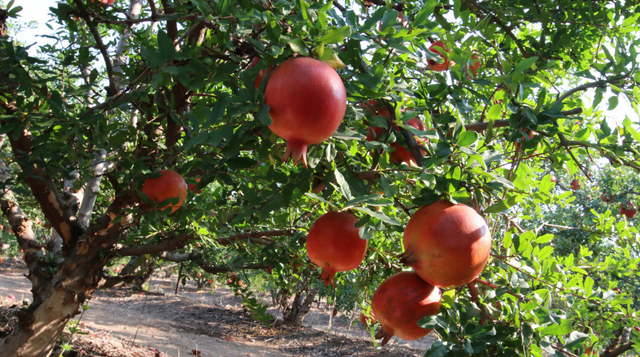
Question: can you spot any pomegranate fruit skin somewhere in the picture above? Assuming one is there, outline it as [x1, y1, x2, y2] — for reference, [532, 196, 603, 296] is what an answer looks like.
[306, 211, 366, 287]
[371, 271, 441, 345]
[264, 57, 347, 167]
[402, 200, 492, 288]
[142, 169, 187, 214]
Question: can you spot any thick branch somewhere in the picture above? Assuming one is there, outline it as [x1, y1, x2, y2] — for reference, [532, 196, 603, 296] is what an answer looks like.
[216, 229, 296, 245]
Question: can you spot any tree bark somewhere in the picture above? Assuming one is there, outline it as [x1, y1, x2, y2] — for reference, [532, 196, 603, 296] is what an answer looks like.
[282, 287, 319, 327]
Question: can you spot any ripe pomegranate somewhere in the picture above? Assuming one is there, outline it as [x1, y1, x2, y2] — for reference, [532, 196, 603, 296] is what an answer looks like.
[363, 100, 428, 165]
[306, 211, 366, 287]
[372, 271, 441, 345]
[359, 311, 377, 327]
[427, 41, 453, 71]
[142, 169, 187, 214]
[571, 179, 580, 190]
[264, 57, 347, 167]
[620, 203, 637, 219]
[401, 200, 492, 288]
[188, 177, 202, 194]
[467, 55, 481, 77]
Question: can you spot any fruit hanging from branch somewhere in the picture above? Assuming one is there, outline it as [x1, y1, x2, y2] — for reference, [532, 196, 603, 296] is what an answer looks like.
[401, 200, 492, 288]
[620, 203, 637, 219]
[188, 177, 202, 194]
[359, 311, 377, 327]
[363, 100, 428, 165]
[306, 211, 366, 287]
[372, 271, 442, 345]
[571, 180, 580, 190]
[142, 169, 187, 214]
[427, 40, 454, 72]
[264, 57, 347, 167]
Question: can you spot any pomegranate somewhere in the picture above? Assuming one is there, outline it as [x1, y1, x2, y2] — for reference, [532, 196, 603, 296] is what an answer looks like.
[427, 41, 453, 71]
[359, 311, 376, 327]
[188, 177, 202, 194]
[620, 203, 637, 219]
[467, 55, 481, 76]
[306, 211, 366, 287]
[550, 174, 556, 183]
[142, 169, 187, 214]
[363, 100, 428, 165]
[571, 179, 580, 190]
[264, 57, 347, 167]
[401, 200, 492, 288]
[372, 271, 441, 345]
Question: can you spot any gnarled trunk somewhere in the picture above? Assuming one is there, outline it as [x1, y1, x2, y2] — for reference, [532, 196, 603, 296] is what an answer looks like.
[282, 287, 319, 327]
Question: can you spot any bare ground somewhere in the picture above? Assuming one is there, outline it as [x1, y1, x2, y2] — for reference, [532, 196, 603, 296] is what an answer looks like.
[0, 258, 434, 357]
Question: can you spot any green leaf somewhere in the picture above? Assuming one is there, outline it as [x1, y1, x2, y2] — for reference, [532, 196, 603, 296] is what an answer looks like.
[608, 96, 619, 110]
[304, 193, 338, 208]
[332, 169, 353, 200]
[564, 331, 589, 350]
[353, 206, 400, 226]
[344, 194, 383, 207]
[157, 30, 175, 63]
[319, 26, 351, 44]
[513, 56, 538, 73]
[584, 276, 594, 298]
[487, 105, 502, 120]
[534, 234, 554, 244]
[457, 131, 478, 147]
[484, 194, 521, 214]
[286, 38, 310, 56]
[540, 318, 573, 336]
[414, 0, 437, 26]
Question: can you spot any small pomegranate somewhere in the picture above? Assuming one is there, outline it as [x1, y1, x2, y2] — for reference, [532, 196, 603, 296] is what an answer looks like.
[306, 211, 366, 287]
[620, 203, 637, 219]
[372, 271, 441, 345]
[142, 169, 187, 213]
[427, 41, 453, 71]
[363, 100, 428, 165]
[571, 179, 580, 190]
[401, 201, 492, 288]
[550, 174, 556, 183]
[188, 177, 202, 194]
[264, 57, 347, 167]
[601, 194, 613, 203]
[359, 311, 377, 327]
[466, 55, 481, 77]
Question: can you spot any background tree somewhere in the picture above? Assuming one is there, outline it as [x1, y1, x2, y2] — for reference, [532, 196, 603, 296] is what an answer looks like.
[0, 0, 639, 356]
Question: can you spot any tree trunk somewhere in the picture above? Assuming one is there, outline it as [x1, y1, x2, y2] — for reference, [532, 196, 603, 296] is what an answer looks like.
[282, 287, 319, 327]
[0, 287, 82, 357]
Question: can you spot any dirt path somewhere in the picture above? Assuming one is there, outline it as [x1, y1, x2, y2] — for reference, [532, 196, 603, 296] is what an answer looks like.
[0, 258, 433, 356]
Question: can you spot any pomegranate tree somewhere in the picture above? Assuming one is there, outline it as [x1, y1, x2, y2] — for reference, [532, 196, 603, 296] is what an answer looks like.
[401, 200, 492, 288]
[264, 57, 347, 167]
[372, 271, 441, 345]
[306, 211, 366, 287]
[142, 169, 187, 214]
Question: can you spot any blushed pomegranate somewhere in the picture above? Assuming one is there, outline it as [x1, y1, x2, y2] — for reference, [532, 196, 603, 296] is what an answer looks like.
[142, 169, 187, 214]
[306, 211, 366, 287]
[363, 100, 428, 165]
[372, 271, 441, 345]
[620, 203, 637, 219]
[188, 177, 202, 194]
[427, 41, 453, 71]
[401, 200, 492, 288]
[264, 57, 347, 167]
[571, 179, 580, 190]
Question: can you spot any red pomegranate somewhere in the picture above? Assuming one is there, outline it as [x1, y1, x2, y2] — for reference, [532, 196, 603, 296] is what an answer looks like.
[264, 57, 347, 167]
[550, 174, 556, 183]
[620, 203, 637, 219]
[467, 55, 481, 76]
[142, 169, 187, 214]
[401, 200, 492, 288]
[427, 41, 453, 71]
[363, 100, 428, 165]
[372, 271, 441, 345]
[571, 179, 580, 190]
[306, 211, 366, 287]
[188, 177, 202, 194]
[359, 311, 376, 327]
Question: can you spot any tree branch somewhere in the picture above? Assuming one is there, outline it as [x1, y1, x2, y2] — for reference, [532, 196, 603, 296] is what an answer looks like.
[116, 232, 196, 256]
